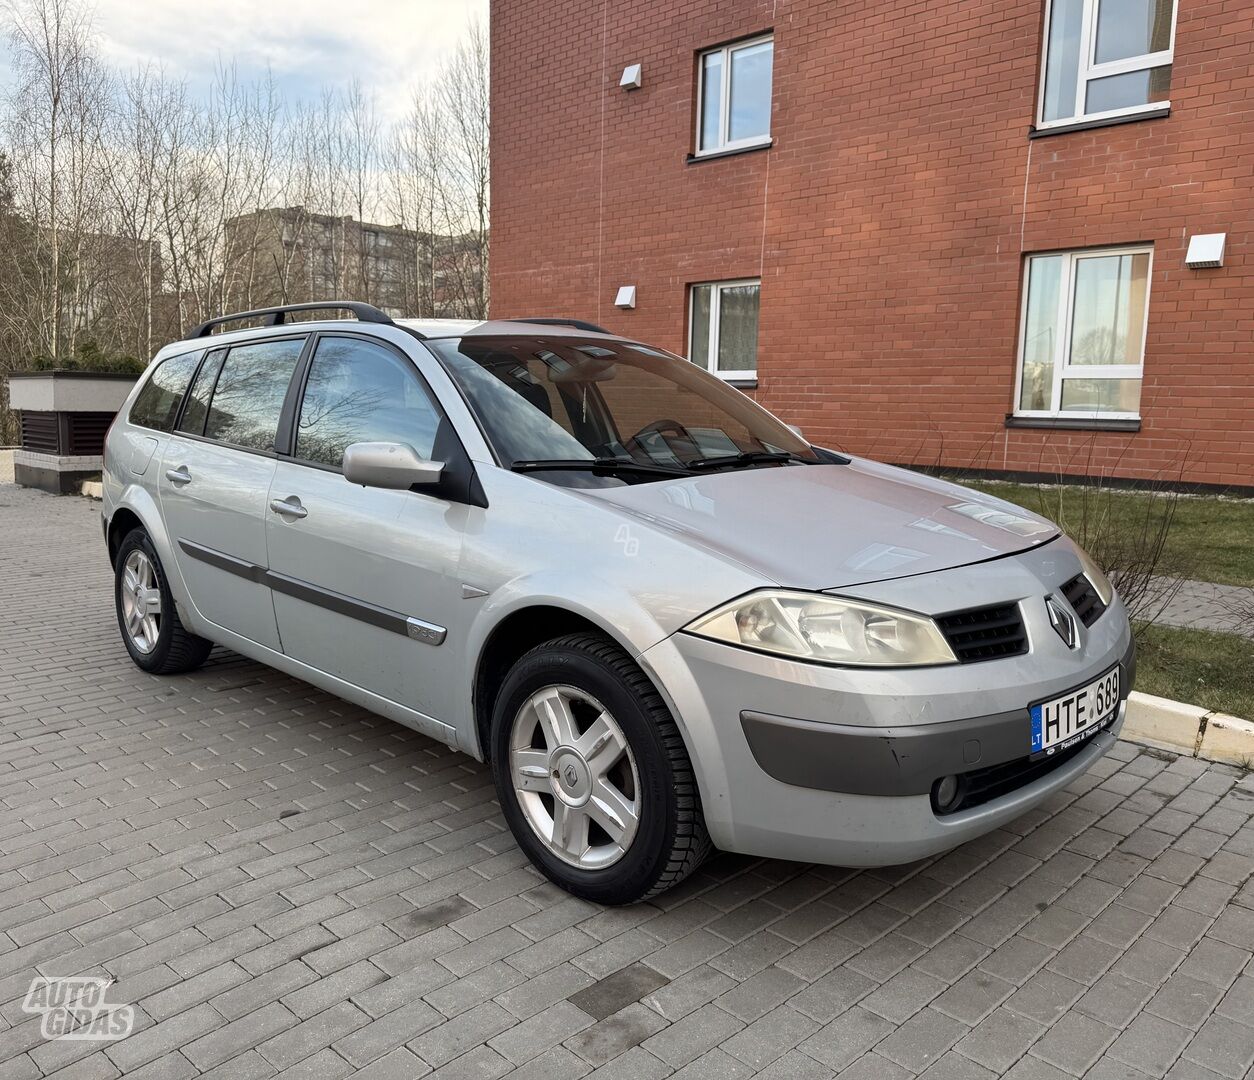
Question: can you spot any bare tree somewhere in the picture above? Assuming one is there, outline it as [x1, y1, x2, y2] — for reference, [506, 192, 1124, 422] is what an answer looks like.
[431, 19, 489, 318]
[0, 0, 491, 445]
[4, 0, 110, 358]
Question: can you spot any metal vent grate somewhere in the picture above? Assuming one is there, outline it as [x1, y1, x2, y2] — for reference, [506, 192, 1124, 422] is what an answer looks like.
[935, 602, 1028, 663]
[19, 411, 59, 453]
[1061, 573, 1106, 628]
[65, 412, 113, 455]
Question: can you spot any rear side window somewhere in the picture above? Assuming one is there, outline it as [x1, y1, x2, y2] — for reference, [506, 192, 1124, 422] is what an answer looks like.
[295, 337, 441, 468]
[177, 350, 225, 436]
[128, 352, 200, 431]
[203, 338, 305, 451]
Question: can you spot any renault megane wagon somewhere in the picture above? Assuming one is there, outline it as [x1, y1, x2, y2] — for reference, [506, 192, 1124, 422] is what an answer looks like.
[102, 302, 1134, 904]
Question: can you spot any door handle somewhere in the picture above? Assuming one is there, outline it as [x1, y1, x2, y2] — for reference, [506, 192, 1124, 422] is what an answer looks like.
[269, 496, 308, 520]
[165, 466, 191, 485]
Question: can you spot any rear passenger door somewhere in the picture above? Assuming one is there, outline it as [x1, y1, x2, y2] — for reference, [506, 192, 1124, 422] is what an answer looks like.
[159, 335, 308, 651]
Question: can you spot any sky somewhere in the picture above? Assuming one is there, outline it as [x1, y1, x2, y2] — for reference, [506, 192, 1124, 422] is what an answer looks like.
[1, 0, 488, 119]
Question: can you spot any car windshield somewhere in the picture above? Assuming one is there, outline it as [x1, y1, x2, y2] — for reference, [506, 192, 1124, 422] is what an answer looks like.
[426, 335, 821, 484]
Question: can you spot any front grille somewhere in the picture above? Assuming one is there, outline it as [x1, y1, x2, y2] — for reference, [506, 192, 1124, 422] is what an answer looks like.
[935, 724, 1102, 816]
[1061, 573, 1106, 628]
[935, 602, 1028, 663]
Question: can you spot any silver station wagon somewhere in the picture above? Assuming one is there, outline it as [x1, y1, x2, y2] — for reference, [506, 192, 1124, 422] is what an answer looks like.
[103, 302, 1134, 904]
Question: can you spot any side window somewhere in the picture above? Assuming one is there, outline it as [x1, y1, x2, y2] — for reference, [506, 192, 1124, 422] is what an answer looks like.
[177, 349, 225, 436]
[128, 352, 201, 432]
[295, 337, 441, 469]
[203, 338, 306, 451]
[696, 35, 774, 155]
[689, 279, 761, 380]
[1039, 0, 1175, 127]
[1015, 246, 1151, 418]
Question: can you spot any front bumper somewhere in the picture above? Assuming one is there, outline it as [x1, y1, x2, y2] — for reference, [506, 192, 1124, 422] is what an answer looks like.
[741, 637, 1133, 798]
[638, 542, 1135, 867]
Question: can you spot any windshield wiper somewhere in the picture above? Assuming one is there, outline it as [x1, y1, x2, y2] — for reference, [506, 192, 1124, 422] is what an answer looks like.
[686, 451, 809, 472]
[510, 457, 692, 478]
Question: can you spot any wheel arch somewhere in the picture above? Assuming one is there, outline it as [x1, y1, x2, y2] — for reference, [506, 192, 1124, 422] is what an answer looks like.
[106, 484, 198, 628]
[106, 506, 144, 566]
[471, 604, 662, 764]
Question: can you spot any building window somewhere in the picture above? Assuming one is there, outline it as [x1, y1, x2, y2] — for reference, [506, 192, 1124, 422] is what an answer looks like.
[690, 280, 760, 379]
[696, 36, 773, 155]
[1015, 247, 1151, 419]
[1039, 0, 1176, 127]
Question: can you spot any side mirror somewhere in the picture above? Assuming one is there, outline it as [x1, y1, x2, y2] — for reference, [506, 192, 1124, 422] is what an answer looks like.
[342, 442, 444, 490]
[787, 424, 804, 439]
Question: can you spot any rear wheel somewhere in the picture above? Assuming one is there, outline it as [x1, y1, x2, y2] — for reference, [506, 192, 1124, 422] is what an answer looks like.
[114, 528, 212, 675]
[491, 633, 711, 904]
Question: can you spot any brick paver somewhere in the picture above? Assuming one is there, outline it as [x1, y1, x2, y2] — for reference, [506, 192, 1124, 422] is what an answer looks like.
[1, 484, 1252, 1079]
[1154, 578, 1254, 639]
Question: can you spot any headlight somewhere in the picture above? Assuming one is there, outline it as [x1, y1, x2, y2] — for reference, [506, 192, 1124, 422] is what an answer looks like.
[685, 590, 958, 667]
[1074, 546, 1115, 605]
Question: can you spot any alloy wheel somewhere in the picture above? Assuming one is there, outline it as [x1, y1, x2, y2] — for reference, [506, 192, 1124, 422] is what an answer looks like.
[120, 549, 162, 654]
[509, 684, 641, 870]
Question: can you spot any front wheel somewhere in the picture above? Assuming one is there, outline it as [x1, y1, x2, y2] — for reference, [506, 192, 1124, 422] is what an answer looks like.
[490, 633, 711, 904]
[114, 528, 213, 675]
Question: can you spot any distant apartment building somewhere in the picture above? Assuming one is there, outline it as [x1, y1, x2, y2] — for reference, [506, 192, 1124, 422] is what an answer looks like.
[490, 0, 1252, 490]
[225, 207, 486, 320]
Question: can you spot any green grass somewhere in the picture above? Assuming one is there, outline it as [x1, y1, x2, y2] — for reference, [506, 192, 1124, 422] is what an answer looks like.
[1133, 624, 1254, 720]
[963, 481, 1254, 588]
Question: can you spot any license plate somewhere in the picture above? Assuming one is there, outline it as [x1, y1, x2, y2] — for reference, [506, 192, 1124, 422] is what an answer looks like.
[1030, 666, 1120, 758]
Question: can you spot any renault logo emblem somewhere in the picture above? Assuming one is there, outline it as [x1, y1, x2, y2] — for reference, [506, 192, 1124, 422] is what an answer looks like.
[1046, 596, 1079, 649]
[564, 764, 578, 787]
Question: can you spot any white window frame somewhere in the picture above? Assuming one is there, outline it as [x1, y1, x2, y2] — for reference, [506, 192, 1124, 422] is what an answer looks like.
[1013, 245, 1153, 421]
[694, 35, 774, 156]
[1036, 0, 1177, 129]
[689, 278, 760, 381]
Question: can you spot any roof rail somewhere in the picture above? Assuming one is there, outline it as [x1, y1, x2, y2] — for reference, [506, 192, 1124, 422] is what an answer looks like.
[502, 317, 612, 335]
[188, 301, 398, 339]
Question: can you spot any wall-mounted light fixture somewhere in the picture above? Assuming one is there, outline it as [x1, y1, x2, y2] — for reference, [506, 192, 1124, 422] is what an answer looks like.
[614, 285, 637, 309]
[619, 64, 642, 90]
[1185, 233, 1226, 269]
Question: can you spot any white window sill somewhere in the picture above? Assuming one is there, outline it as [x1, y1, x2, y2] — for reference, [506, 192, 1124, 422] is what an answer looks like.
[1005, 414, 1141, 432]
[1031, 104, 1170, 139]
[687, 139, 772, 164]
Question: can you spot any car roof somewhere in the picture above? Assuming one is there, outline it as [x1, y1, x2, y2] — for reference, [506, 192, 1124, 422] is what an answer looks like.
[160, 317, 619, 356]
[397, 318, 618, 340]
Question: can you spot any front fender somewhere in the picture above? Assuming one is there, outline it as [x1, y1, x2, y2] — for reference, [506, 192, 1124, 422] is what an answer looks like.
[457, 570, 675, 757]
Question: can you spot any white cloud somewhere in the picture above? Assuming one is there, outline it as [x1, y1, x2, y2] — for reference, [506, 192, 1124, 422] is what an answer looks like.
[6, 0, 487, 119]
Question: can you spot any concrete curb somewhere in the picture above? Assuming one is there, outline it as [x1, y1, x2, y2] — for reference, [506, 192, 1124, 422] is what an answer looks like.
[1124, 690, 1254, 768]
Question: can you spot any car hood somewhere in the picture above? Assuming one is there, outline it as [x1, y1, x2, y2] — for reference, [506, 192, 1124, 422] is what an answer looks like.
[580, 458, 1060, 591]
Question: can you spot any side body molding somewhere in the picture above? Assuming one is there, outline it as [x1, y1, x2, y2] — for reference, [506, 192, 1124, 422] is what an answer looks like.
[177, 539, 448, 645]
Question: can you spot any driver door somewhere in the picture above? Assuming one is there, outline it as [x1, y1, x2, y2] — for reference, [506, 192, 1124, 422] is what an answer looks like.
[265, 334, 470, 726]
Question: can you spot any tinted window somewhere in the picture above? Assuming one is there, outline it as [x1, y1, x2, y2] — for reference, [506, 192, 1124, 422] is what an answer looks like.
[177, 350, 225, 435]
[203, 338, 305, 451]
[128, 352, 200, 431]
[296, 337, 440, 468]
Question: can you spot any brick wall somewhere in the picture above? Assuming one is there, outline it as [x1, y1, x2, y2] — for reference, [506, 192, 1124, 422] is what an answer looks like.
[490, 0, 1254, 488]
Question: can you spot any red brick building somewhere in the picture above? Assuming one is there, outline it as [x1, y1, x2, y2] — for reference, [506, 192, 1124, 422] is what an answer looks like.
[490, 0, 1253, 490]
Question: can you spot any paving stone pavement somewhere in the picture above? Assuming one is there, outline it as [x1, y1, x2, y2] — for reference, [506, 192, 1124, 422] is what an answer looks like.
[1, 483, 1253, 1080]
[1153, 579, 1254, 639]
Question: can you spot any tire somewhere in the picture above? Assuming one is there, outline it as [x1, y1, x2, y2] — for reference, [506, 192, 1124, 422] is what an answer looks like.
[114, 527, 213, 675]
[490, 632, 711, 904]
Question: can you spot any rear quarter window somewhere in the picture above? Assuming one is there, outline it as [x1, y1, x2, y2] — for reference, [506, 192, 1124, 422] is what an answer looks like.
[128, 352, 202, 431]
